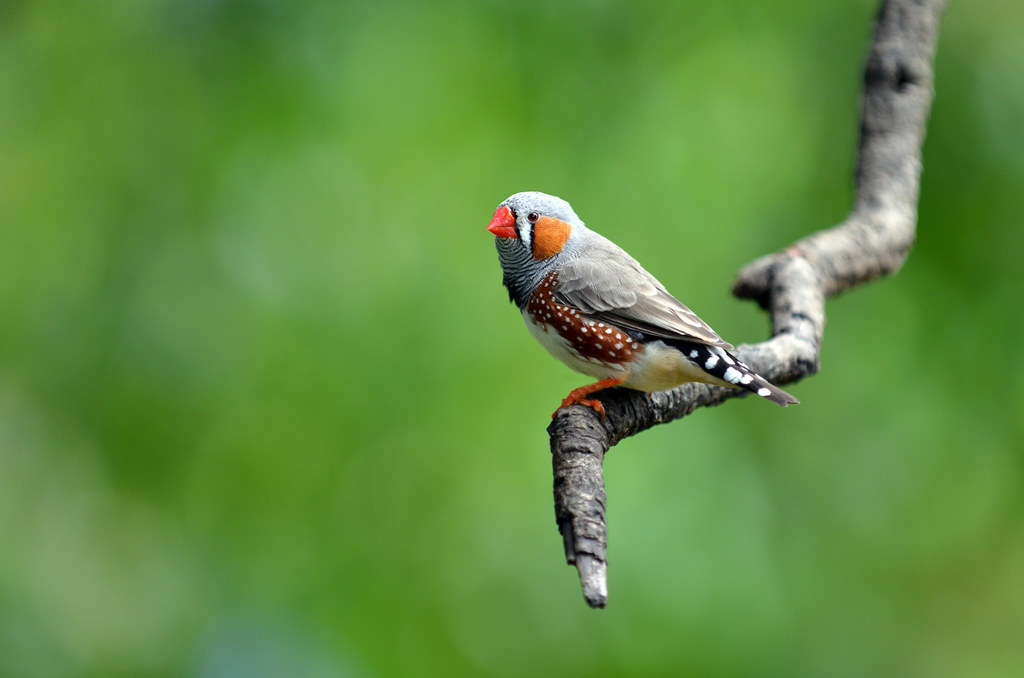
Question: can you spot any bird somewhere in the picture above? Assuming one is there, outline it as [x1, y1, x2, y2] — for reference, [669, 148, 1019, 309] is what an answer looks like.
[486, 191, 799, 420]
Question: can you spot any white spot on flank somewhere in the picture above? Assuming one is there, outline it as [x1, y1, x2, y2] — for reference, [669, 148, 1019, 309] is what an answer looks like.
[581, 327, 588, 333]
[757, 387, 772, 397]
[721, 352, 735, 365]
[740, 374, 753, 385]
[609, 351, 616, 357]
[723, 367, 742, 384]
[605, 328, 612, 334]
[595, 343, 602, 349]
[689, 350, 699, 359]
[615, 343, 623, 349]
[705, 354, 720, 370]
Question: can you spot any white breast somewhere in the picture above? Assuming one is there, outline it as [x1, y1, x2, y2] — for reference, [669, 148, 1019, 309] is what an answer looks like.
[521, 310, 627, 382]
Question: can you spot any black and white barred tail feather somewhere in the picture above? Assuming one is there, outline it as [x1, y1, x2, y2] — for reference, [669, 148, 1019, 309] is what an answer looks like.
[670, 340, 799, 407]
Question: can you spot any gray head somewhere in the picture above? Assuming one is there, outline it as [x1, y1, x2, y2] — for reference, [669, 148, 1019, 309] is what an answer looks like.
[486, 191, 587, 308]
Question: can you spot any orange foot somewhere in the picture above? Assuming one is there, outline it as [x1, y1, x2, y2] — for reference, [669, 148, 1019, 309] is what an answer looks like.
[553, 376, 626, 420]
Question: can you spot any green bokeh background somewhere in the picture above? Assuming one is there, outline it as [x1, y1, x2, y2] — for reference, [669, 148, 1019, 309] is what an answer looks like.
[2, 1, 1022, 676]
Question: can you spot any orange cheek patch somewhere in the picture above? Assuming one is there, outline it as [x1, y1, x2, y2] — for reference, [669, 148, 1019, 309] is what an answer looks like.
[531, 217, 572, 259]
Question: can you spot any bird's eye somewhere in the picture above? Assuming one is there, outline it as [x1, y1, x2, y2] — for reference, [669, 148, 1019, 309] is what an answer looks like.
[527, 212, 540, 223]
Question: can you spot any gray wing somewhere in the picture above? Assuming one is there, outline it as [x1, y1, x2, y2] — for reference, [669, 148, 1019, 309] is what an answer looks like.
[556, 238, 732, 349]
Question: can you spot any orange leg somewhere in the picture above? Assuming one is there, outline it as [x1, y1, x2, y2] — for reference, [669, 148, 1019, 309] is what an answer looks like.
[554, 376, 626, 420]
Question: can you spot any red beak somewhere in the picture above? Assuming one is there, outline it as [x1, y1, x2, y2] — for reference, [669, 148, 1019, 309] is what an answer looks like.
[486, 205, 517, 239]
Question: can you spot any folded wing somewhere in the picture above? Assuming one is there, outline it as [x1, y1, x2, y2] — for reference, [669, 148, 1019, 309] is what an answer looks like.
[555, 237, 733, 349]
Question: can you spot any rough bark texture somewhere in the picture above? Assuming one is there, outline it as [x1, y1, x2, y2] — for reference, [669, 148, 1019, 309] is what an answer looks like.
[550, 0, 947, 608]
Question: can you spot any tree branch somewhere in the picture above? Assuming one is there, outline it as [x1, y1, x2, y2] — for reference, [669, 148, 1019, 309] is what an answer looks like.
[550, 0, 947, 608]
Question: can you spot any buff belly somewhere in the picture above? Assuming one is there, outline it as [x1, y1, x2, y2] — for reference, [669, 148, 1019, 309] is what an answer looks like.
[523, 311, 730, 393]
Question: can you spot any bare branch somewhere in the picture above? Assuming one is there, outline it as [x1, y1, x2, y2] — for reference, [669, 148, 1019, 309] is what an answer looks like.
[550, 0, 947, 608]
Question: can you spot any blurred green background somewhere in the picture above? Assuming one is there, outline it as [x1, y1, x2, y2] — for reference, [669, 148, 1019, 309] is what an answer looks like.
[1, 0, 1022, 676]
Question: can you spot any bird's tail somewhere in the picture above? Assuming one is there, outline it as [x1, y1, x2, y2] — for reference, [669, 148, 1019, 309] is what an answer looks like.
[672, 341, 799, 407]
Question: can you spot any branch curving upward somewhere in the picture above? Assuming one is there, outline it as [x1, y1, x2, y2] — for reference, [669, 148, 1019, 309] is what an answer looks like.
[550, 0, 947, 608]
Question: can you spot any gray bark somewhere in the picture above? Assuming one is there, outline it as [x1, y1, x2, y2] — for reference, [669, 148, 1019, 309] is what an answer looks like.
[549, 0, 947, 608]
